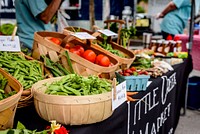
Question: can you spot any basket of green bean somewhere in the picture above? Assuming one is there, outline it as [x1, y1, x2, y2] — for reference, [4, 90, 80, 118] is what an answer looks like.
[32, 74, 113, 125]
[0, 68, 23, 130]
[0, 52, 44, 108]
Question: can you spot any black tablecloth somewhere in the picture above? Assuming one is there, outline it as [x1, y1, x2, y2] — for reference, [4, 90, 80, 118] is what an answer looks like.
[13, 56, 193, 134]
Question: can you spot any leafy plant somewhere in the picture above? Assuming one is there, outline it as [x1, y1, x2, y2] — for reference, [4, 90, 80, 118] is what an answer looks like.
[120, 26, 136, 48]
[137, 6, 145, 13]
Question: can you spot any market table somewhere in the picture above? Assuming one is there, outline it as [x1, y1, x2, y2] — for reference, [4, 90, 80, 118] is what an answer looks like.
[13, 55, 192, 134]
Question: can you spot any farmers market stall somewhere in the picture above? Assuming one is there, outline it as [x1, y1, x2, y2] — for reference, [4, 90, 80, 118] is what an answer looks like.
[12, 55, 192, 134]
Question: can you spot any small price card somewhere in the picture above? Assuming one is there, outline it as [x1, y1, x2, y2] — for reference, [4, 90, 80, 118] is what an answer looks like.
[98, 29, 117, 36]
[72, 32, 96, 40]
[0, 36, 21, 52]
[112, 81, 127, 111]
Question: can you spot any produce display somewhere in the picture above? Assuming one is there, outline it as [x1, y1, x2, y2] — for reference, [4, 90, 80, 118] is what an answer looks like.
[131, 56, 153, 69]
[166, 52, 188, 59]
[63, 26, 136, 67]
[0, 52, 44, 90]
[97, 36, 125, 58]
[0, 73, 16, 100]
[0, 24, 189, 131]
[45, 74, 111, 96]
[118, 66, 149, 76]
[49, 37, 112, 67]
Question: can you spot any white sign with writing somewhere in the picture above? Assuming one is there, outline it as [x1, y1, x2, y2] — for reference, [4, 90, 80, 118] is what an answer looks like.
[98, 29, 117, 36]
[0, 36, 21, 52]
[112, 81, 127, 111]
[72, 32, 96, 40]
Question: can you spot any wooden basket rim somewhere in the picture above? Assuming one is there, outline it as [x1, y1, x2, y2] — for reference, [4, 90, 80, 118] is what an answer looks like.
[32, 76, 112, 105]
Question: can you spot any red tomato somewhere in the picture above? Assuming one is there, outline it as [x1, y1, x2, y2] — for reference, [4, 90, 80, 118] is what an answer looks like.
[138, 70, 148, 75]
[65, 44, 71, 49]
[124, 69, 133, 74]
[118, 71, 123, 75]
[130, 66, 136, 72]
[69, 48, 81, 56]
[49, 37, 61, 45]
[95, 54, 111, 67]
[82, 50, 96, 63]
[73, 45, 85, 55]
[95, 54, 105, 64]
[123, 73, 130, 76]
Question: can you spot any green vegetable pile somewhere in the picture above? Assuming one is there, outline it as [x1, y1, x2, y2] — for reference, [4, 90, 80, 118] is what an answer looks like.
[0, 73, 16, 101]
[131, 56, 152, 69]
[0, 23, 15, 35]
[0, 52, 44, 90]
[41, 51, 74, 77]
[98, 35, 125, 58]
[0, 121, 48, 134]
[166, 52, 188, 59]
[120, 26, 136, 48]
[45, 74, 111, 96]
[41, 56, 71, 77]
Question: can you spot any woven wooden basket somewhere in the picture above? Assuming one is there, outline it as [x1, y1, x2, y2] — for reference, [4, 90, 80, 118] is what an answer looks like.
[63, 27, 135, 68]
[0, 68, 23, 130]
[32, 76, 113, 125]
[11, 53, 44, 108]
[32, 31, 119, 79]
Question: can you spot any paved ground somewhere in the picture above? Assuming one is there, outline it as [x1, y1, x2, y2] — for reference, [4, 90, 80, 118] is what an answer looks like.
[175, 70, 200, 134]
[175, 109, 200, 134]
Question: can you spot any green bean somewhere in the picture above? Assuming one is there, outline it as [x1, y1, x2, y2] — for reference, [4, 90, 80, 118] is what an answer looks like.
[63, 85, 81, 96]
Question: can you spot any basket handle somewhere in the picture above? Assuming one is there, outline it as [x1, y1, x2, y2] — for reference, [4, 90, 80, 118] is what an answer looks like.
[60, 35, 75, 48]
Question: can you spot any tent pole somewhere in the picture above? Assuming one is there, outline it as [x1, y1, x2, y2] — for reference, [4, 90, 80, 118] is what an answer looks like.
[188, 0, 195, 54]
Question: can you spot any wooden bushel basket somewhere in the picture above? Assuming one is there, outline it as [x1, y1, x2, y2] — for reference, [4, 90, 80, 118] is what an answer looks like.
[32, 31, 119, 79]
[0, 68, 23, 130]
[32, 77, 113, 125]
[63, 27, 135, 68]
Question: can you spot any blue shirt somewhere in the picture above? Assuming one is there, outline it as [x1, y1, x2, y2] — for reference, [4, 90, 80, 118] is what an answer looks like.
[15, 0, 52, 49]
[160, 0, 191, 35]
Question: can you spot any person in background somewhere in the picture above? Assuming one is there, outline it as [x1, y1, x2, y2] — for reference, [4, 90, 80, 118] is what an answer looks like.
[156, 0, 191, 39]
[15, 0, 63, 50]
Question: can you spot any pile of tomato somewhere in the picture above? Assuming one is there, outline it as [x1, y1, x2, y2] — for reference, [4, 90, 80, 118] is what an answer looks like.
[49, 37, 111, 67]
[49, 37, 61, 45]
[118, 66, 149, 76]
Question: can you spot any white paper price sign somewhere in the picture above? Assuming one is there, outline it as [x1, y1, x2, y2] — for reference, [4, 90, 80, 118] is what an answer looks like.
[112, 81, 127, 111]
[98, 29, 117, 36]
[72, 32, 96, 40]
[0, 36, 21, 52]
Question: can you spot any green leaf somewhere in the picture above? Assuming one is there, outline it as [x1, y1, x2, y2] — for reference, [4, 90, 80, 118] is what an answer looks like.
[17, 121, 26, 130]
